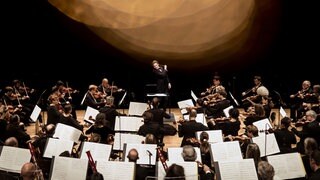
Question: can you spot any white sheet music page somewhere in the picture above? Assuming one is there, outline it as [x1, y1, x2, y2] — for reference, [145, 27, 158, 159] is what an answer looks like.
[124, 143, 157, 165]
[252, 133, 280, 157]
[183, 113, 207, 126]
[191, 90, 198, 102]
[128, 102, 149, 116]
[30, 105, 41, 122]
[115, 116, 144, 132]
[253, 118, 273, 136]
[113, 133, 145, 150]
[0, 146, 31, 173]
[43, 138, 74, 158]
[53, 123, 82, 142]
[96, 160, 135, 180]
[267, 152, 306, 180]
[177, 99, 194, 114]
[210, 141, 242, 162]
[83, 106, 99, 121]
[223, 105, 234, 118]
[50, 156, 88, 180]
[79, 142, 112, 160]
[217, 159, 258, 180]
[167, 147, 202, 163]
[279, 106, 287, 118]
[196, 130, 223, 144]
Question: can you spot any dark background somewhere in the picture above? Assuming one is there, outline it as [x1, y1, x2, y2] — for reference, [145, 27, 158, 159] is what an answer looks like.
[1, 0, 319, 109]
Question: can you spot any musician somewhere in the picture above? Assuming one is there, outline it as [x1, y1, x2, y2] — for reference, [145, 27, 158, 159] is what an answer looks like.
[309, 150, 320, 180]
[245, 143, 262, 170]
[59, 104, 83, 131]
[46, 94, 62, 125]
[126, 148, 151, 180]
[99, 100, 124, 131]
[137, 111, 160, 140]
[204, 90, 230, 119]
[272, 117, 296, 154]
[303, 137, 318, 177]
[165, 164, 185, 179]
[199, 131, 212, 168]
[218, 108, 241, 139]
[32, 124, 55, 157]
[181, 145, 214, 180]
[4, 137, 19, 147]
[201, 74, 224, 96]
[289, 80, 313, 121]
[290, 110, 320, 154]
[257, 161, 275, 180]
[85, 113, 114, 143]
[152, 60, 171, 111]
[83, 85, 106, 110]
[241, 76, 265, 111]
[5, 114, 30, 148]
[178, 109, 209, 147]
[20, 162, 36, 180]
[146, 97, 173, 145]
[244, 104, 266, 126]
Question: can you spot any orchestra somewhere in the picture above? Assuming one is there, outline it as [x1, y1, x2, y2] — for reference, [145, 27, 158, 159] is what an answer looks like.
[1, 74, 320, 180]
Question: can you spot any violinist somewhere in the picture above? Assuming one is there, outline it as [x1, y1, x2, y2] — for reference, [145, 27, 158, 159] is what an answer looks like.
[272, 117, 296, 154]
[241, 76, 266, 111]
[290, 110, 320, 154]
[83, 85, 106, 110]
[289, 80, 313, 121]
[200, 74, 224, 97]
[46, 94, 62, 125]
[244, 104, 266, 126]
[204, 90, 230, 119]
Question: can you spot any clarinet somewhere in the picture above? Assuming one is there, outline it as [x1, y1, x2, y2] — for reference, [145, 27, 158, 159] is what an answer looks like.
[86, 151, 98, 173]
[28, 142, 45, 180]
[156, 147, 169, 173]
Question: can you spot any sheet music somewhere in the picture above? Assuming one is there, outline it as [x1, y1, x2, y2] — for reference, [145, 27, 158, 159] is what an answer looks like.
[0, 146, 31, 173]
[157, 161, 198, 180]
[252, 133, 280, 157]
[183, 113, 207, 126]
[223, 105, 234, 118]
[210, 141, 242, 162]
[128, 102, 149, 116]
[79, 142, 112, 160]
[280, 106, 287, 118]
[43, 138, 74, 158]
[167, 147, 202, 163]
[83, 106, 99, 121]
[50, 156, 88, 180]
[253, 118, 273, 136]
[53, 123, 82, 142]
[115, 116, 144, 132]
[118, 91, 127, 106]
[30, 105, 41, 122]
[195, 130, 223, 144]
[191, 90, 198, 102]
[123, 143, 157, 165]
[146, 93, 168, 97]
[177, 99, 194, 114]
[216, 159, 258, 180]
[96, 160, 135, 180]
[113, 133, 145, 150]
[267, 152, 306, 180]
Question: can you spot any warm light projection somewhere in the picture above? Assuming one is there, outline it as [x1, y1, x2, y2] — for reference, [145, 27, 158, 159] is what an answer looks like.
[49, 0, 257, 67]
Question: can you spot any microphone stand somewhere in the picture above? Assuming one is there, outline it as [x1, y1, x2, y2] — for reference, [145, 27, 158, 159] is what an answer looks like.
[146, 150, 153, 165]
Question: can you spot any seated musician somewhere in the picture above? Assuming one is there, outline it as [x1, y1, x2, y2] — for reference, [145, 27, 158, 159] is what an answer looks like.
[289, 80, 313, 121]
[126, 148, 152, 180]
[241, 76, 266, 111]
[83, 85, 106, 110]
[200, 74, 224, 97]
[59, 104, 83, 131]
[137, 111, 160, 141]
[290, 110, 320, 154]
[244, 104, 266, 126]
[204, 90, 230, 119]
[217, 108, 241, 140]
[85, 113, 114, 143]
[46, 94, 62, 125]
[272, 117, 296, 154]
[178, 109, 209, 147]
[5, 114, 31, 148]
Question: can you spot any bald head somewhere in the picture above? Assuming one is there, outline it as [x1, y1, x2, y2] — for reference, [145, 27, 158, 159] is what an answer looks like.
[127, 148, 139, 162]
[4, 137, 19, 147]
[21, 162, 36, 180]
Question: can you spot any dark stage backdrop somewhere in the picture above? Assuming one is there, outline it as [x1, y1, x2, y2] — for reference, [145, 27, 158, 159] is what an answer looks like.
[1, 0, 319, 109]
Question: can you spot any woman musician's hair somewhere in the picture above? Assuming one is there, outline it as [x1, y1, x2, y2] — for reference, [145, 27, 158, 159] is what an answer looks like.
[199, 131, 210, 154]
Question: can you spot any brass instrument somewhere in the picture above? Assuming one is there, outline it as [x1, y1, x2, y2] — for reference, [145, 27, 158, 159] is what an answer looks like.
[156, 147, 169, 173]
[28, 142, 45, 180]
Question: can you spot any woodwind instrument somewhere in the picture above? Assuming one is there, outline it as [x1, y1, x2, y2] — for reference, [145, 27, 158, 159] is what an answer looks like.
[86, 151, 98, 173]
[156, 147, 169, 173]
[28, 142, 45, 180]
